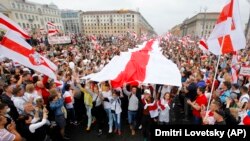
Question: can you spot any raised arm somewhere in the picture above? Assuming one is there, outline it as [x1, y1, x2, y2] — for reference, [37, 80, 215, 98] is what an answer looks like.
[122, 84, 131, 96]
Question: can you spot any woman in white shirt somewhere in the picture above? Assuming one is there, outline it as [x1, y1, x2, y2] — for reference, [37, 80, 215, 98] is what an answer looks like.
[158, 92, 171, 124]
[100, 83, 113, 133]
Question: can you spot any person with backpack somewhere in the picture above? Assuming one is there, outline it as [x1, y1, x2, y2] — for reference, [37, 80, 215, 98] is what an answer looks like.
[123, 84, 139, 135]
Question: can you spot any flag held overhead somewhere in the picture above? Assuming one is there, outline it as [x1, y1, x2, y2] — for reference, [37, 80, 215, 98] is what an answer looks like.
[207, 0, 246, 55]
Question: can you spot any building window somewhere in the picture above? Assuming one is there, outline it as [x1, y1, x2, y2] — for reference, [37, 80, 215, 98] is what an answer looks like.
[27, 23, 29, 28]
[18, 23, 21, 26]
[32, 15, 34, 20]
[17, 3, 20, 9]
[24, 14, 27, 20]
[20, 14, 23, 19]
[36, 16, 38, 20]
[12, 3, 15, 9]
[28, 15, 31, 19]
[15, 13, 19, 19]
[23, 23, 26, 28]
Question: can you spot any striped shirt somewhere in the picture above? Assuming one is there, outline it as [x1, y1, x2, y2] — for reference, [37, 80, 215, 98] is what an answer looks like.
[0, 128, 15, 141]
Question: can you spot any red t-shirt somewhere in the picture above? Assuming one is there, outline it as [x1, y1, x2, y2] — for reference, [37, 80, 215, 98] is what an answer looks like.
[192, 94, 208, 118]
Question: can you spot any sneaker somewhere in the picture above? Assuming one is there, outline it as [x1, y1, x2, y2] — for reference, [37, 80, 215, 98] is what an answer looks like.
[108, 128, 112, 133]
[86, 127, 90, 131]
[98, 130, 103, 136]
[138, 125, 142, 130]
[73, 121, 80, 126]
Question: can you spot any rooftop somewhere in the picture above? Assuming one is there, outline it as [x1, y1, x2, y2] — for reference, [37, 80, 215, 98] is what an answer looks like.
[82, 9, 139, 15]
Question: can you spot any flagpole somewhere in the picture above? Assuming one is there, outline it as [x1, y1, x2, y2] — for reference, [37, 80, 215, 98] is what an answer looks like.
[205, 36, 225, 112]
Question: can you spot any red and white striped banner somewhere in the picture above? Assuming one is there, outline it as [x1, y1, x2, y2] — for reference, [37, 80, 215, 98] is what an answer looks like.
[0, 13, 30, 39]
[0, 31, 57, 79]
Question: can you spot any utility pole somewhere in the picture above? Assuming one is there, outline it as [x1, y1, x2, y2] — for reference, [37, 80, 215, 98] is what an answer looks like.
[202, 7, 207, 37]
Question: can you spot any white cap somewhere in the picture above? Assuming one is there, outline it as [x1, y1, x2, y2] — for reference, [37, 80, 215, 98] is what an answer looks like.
[23, 68, 30, 73]
[144, 89, 151, 95]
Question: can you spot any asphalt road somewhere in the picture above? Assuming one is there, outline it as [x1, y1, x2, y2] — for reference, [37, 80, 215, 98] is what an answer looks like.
[65, 94, 188, 141]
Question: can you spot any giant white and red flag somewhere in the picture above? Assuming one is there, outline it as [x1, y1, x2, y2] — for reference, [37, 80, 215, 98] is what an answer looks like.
[207, 0, 246, 55]
[47, 22, 59, 36]
[88, 40, 182, 88]
[0, 13, 30, 39]
[0, 31, 57, 79]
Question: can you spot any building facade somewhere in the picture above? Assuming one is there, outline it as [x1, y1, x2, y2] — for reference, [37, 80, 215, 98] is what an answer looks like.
[169, 24, 181, 37]
[1, 0, 63, 33]
[61, 10, 82, 34]
[180, 12, 219, 38]
[81, 10, 155, 36]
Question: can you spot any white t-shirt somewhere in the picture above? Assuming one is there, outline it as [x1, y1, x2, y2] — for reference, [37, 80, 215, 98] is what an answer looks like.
[102, 91, 112, 109]
[24, 91, 41, 103]
[239, 94, 250, 105]
[13, 96, 26, 114]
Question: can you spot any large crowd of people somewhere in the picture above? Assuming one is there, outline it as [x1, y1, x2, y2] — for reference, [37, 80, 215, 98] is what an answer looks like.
[0, 32, 250, 141]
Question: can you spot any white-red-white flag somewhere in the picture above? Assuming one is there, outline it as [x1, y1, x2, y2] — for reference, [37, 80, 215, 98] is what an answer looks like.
[207, 0, 246, 55]
[142, 94, 159, 118]
[0, 13, 30, 39]
[0, 31, 57, 79]
[89, 40, 182, 88]
[199, 39, 209, 54]
[47, 22, 59, 36]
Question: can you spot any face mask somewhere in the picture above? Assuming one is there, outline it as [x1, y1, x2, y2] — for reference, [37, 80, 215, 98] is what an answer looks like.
[6, 108, 10, 113]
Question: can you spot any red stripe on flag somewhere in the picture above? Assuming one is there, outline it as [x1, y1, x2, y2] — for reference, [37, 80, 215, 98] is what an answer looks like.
[48, 30, 59, 33]
[111, 40, 154, 88]
[1, 36, 56, 72]
[218, 35, 234, 54]
[0, 18, 30, 39]
[217, 0, 234, 24]
[199, 40, 208, 50]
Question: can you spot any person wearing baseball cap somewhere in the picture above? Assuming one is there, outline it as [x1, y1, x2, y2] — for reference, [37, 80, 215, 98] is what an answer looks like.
[141, 89, 158, 141]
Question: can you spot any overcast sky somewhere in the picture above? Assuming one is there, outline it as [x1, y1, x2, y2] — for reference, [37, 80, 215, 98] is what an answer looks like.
[29, 0, 250, 35]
